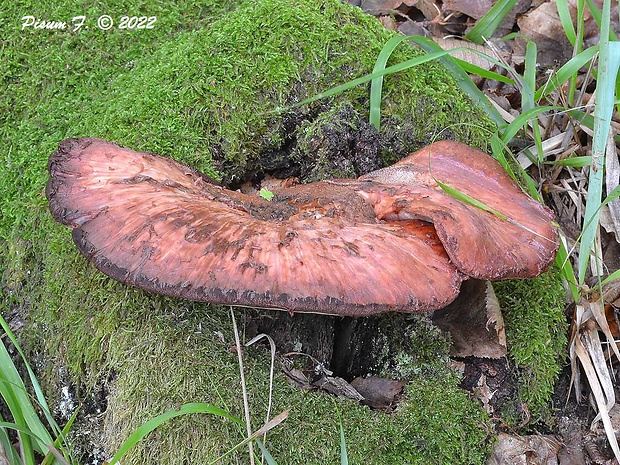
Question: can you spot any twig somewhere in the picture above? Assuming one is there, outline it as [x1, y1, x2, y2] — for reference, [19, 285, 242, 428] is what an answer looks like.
[230, 308, 255, 465]
[245, 333, 277, 459]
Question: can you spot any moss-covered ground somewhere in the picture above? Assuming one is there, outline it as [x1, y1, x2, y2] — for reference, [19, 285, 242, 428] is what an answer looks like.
[1, 0, 566, 462]
[493, 270, 568, 424]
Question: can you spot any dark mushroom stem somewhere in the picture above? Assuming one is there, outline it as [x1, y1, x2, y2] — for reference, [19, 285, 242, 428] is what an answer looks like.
[46, 138, 559, 316]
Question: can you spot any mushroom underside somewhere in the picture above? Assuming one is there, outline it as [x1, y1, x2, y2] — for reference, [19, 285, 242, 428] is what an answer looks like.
[46, 138, 559, 316]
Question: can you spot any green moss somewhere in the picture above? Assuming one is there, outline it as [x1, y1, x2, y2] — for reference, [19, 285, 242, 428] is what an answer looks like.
[368, 313, 452, 380]
[493, 269, 568, 423]
[389, 314, 452, 379]
[100, 306, 492, 464]
[53, 0, 493, 183]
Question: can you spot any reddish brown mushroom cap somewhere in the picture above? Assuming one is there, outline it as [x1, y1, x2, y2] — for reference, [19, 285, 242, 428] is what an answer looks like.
[359, 140, 559, 280]
[46, 138, 464, 316]
[46, 138, 559, 316]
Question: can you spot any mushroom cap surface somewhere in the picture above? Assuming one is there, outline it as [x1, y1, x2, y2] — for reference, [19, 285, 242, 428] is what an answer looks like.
[46, 138, 558, 316]
[359, 141, 559, 280]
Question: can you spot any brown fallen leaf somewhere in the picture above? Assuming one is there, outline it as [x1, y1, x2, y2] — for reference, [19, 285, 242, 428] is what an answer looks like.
[487, 432, 562, 465]
[473, 373, 495, 415]
[358, 0, 406, 14]
[569, 294, 620, 461]
[433, 280, 507, 359]
[413, 0, 442, 21]
[434, 37, 511, 71]
[350, 376, 406, 410]
[397, 19, 430, 36]
[380, 14, 399, 31]
[443, 0, 493, 20]
[282, 366, 311, 389]
[603, 137, 620, 240]
[517, 1, 573, 66]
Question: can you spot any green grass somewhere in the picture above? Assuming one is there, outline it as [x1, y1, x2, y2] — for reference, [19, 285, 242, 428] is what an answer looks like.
[0, 313, 73, 464]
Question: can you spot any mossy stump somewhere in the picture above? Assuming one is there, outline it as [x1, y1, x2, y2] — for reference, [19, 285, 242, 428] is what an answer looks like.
[0, 0, 567, 463]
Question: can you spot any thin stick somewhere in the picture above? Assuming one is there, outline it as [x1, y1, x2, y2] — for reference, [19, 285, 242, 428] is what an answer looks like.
[246, 333, 277, 452]
[231, 308, 255, 465]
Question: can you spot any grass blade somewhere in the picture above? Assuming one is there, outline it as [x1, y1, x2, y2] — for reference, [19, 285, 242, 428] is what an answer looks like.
[523, 41, 538, 111]
[408, 36, 505, 126]
[340, 422, 348, 465]
[0, 314, 62, 439]
[556, 0, 577, 45]
[230, 308, 255, 465]
[577, 0, 620, 283]
[556, 238, 581, 302]
[465, 0, 517, 44]
[370, 35, 414, 131]
[535, 47, 599, 101]
[292, 48, 460, 109]
[255, 439, 278, 465]
[451, 57, 515, 84]
[489, 135, 541, 199]
[42, 408, 80, 465]
[0, 414, 21, 464]
[602, 269, 620, 286]
[522, 40, 544, 162]
[0, 322, 54, 455]
[245, 333, 276, 455]
[565, 108, 595, 130]
[0, 421, 49, 442]
[545, 156, 592, 167]
[500, 105, 558, 143]
[208, 411, 289, 465]
[435, 179, 507, 220]
[107, 402, 242, 465]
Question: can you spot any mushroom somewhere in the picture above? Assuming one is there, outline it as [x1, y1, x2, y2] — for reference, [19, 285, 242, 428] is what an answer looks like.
[46, 138, 559, 316]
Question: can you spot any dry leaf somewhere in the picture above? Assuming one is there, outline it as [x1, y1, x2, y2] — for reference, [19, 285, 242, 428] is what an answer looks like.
[359, 0, 405, 14]
[380, 14, 399, 31]
[443, 0, 493, 20]
[473, 373, 495, 415]
[570, 296, 620, 461]
[397, 19, 430, 36]
[517, 1, 573, 66]
[432, 37, 507, 70]
[487, 432, 562, 465]
[415, 0, 442, 20]
[350, 376, 406, 410]
[433, 280, 507, 359]
[312, 375, 364, 401]
[251, 409, 290, 439]
[604, 132, 620, 240]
